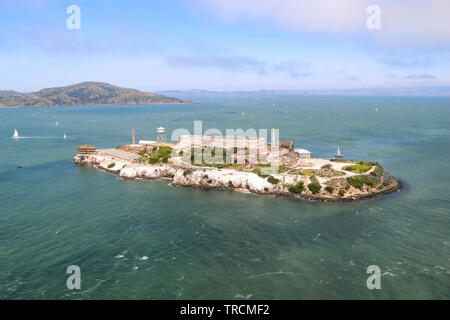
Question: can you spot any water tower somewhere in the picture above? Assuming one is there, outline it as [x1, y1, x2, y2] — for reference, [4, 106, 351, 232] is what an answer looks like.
[156, 127, 166, 142]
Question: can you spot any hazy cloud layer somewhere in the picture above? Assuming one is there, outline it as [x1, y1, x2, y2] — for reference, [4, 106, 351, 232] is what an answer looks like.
[195, 0, 450, 47]
[273, 60, 311, 78]
[377, 55, 434, 68]
[166, 55, 265, 72]
[167, 55, 312, 78]
[404, 73, 437, 80]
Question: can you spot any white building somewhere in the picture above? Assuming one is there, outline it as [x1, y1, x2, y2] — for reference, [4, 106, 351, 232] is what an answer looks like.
[295, 148, 311, 159]
[177, 135, 266, 150]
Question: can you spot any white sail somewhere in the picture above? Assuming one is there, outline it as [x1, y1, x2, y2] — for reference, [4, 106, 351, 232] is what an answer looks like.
[55, 121, 59, 127]
[63, 133, 67, 139]
[12, 129, 19, 138]
[335, 145, 343, 158]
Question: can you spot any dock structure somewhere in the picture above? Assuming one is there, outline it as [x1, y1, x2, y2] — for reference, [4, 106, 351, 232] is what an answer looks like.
[77, 145, 97, 155]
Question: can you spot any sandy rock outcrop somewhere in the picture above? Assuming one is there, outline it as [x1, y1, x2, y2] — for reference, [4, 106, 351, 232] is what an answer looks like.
[172, 168, 276, 193]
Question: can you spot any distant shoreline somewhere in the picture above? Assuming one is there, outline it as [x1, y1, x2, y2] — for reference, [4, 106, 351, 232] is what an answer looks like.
[0, 101, 195, 109]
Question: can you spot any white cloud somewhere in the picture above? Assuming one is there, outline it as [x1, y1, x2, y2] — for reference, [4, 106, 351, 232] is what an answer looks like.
[195, 0, 450, 47]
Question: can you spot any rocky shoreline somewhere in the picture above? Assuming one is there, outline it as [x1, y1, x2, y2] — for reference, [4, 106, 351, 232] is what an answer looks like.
[74, 152, 401, 203]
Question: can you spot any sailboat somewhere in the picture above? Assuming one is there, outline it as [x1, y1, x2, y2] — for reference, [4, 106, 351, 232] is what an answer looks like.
[335, 145, 344, 158]
[12, 129, 19, 139]
[63, 133, 67, 140]
[55, 121, 59, 127]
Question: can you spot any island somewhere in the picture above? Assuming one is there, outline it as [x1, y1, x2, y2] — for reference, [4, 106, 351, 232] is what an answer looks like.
[74, 133, 401, 202]
[0, 82, 190, 107]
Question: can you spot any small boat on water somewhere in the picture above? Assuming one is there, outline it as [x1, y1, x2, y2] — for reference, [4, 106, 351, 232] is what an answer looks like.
[63, 133, 67, 140]
[335, 145, 344, 158]
[55, 121, 59, 127]
[12, 129, 19, 139]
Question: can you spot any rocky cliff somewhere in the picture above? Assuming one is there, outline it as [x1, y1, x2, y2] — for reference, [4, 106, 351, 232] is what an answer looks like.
[74, 153, 401, 202]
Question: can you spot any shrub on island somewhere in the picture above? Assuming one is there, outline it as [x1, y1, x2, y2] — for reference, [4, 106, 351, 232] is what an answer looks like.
[183, 170, 192, 177]
[149, 156, 159, 164]
[288, 182, 304, 194]
[267, 176, 279, 184]
[108, 163, 116, 169]
[139, 148, 148, 156]
[308, 175, 322, 194]
[325, 186, 334, 193]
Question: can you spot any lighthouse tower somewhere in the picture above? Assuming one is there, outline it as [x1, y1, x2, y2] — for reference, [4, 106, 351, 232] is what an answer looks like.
[156, 127, 166, 142]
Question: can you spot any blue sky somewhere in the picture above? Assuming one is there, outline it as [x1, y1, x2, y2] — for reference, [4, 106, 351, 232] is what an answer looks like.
[0, 0, 449, 92]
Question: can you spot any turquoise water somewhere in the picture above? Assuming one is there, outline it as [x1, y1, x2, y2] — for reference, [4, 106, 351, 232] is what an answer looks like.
[0, 95, 449, 299]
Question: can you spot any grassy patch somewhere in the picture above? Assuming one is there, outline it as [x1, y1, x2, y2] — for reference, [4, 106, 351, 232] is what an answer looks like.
[107, 163, 116, 169]
[267, 176, 279, 184]
[325, 186, 334, 193]
[346, 175, 376, 189]
[371, 165, 383, 176]
[343, 163, 372, 173]
[301, 169, 317, 176]
[138, 146, 173, 165]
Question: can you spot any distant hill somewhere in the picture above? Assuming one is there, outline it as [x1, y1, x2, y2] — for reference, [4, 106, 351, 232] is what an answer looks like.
[0, 82, 187, 107]
[159, 85, 450, 96]
[0, 90, 24, 98]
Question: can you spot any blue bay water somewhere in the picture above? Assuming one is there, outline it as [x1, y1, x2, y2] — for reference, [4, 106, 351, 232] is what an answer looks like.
[0, 95, 449, 299]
